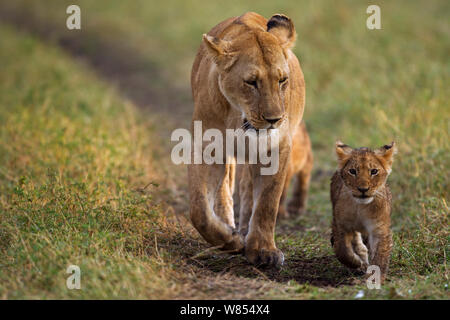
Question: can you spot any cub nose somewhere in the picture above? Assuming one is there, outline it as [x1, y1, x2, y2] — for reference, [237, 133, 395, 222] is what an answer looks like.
[357, 187, 369, 193]
[263, 116, 282, 125]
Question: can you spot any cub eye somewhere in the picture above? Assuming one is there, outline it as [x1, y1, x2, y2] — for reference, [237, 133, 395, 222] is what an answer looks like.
[279, 77, 288, 85]
[370, 169, 379, 175]
[349, 169, 357, 175]
[244, 80, 258, 88]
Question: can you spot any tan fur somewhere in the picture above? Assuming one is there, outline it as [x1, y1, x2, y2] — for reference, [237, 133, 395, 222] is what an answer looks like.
[278, 121, 313, 218]
[330, 141, 397, 283]
[189, 12, 312, 267]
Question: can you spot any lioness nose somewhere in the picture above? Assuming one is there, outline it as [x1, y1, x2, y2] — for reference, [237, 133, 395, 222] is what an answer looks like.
[357, 187, 369, 193]
[263, 116, 282, 125]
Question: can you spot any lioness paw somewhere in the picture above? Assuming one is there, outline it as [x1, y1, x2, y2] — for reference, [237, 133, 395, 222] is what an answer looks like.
[221, 231, 244, 252]
[245, 247, 284, 269]
[287, 204, 306, 216]
[277, 206, 289, 220]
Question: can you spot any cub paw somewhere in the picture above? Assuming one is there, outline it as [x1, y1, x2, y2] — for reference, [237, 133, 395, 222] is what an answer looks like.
[245, 247, 284, 268]
[359, 263, 370, 274]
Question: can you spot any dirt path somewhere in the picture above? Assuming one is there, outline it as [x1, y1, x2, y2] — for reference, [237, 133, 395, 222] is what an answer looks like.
[0, 3, 192, 123]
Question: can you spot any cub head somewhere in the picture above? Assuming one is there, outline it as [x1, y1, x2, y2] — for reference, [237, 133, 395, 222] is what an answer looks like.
[335, 141, 397, 204]
[202, 13, 297, 130]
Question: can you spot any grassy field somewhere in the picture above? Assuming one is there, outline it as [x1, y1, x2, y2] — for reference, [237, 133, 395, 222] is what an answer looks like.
[0, 0, 448, 299]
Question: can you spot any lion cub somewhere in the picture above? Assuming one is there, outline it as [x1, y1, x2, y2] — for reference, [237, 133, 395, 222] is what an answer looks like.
[330, 141, 396, 283]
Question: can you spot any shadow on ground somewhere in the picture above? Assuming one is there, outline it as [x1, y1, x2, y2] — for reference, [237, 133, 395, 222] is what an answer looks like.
[156, 229, 359, 288]
[189, 253, 358, 287]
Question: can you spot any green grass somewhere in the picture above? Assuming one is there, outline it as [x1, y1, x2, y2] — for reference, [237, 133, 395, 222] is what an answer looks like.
[0, 0, 448, 299]
[0, 25, 174, 299]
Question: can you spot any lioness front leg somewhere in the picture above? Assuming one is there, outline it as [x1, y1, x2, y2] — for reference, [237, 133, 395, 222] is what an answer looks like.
[188, 163, 244, 251]
[214, 163, 236, 228]
[244, 149, 290, 267]
[238, 164, 253, 237]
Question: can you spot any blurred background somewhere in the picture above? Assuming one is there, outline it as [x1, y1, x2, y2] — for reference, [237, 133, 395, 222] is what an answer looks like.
[0, 0, 448, 299]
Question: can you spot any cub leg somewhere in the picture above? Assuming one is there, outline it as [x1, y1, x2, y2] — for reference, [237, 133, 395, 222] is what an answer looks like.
[333, 230, 366, 269]
[368, 228, 392, 283]
[352, 232, 369, 267]
[188, 163, 243, 251]
[287, 151, 313, 216]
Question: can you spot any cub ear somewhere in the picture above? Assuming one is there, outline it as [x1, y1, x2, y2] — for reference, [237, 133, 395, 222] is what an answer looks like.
[374, 141, 397, 173]
[267, 14, 296, 49]
[335, 140, 353, 167]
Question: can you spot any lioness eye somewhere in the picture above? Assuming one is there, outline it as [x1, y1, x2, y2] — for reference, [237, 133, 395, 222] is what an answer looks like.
[370, 169, 379, 175]
[279, 77, 288, 84]
[244, 80, 258, 88]
[349, 169, 357, 175]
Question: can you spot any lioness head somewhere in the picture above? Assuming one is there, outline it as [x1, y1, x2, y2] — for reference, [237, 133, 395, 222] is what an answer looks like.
[202, 13, 297, 130]
[335, 141, 397, 204]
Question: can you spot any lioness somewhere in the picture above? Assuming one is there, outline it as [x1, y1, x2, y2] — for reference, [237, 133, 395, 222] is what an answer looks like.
[330, 141, 396, 283]
[189, 12, 312, 267]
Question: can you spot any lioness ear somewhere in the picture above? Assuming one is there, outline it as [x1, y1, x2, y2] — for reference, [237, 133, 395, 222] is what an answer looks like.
[335, 140, 353, 167]
[374, 141, 397, 173]
[202, 34, 228, 57]
[267, 14, 296, 49]
[202, 34, 236, 68]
